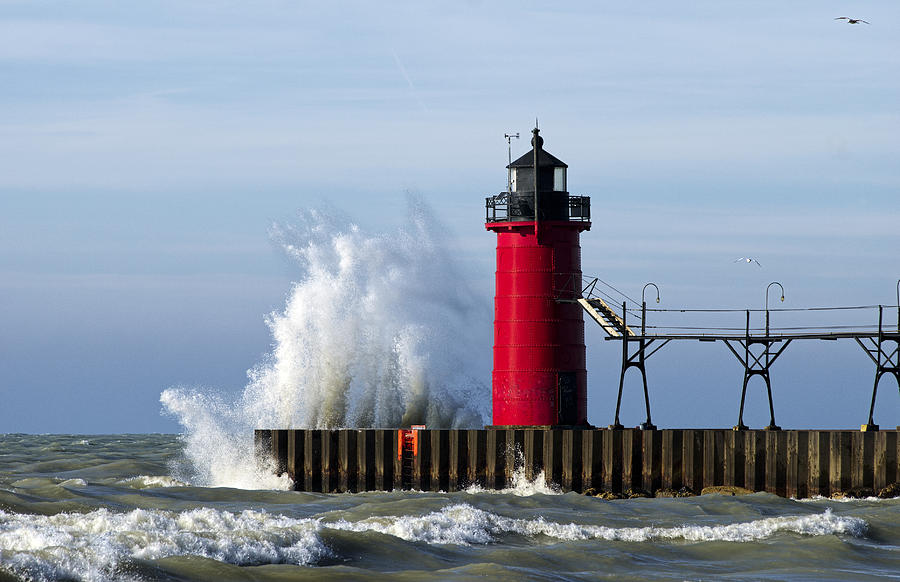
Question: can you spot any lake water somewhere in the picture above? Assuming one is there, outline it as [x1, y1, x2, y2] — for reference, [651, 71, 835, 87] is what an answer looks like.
[1, 433, 898, 581]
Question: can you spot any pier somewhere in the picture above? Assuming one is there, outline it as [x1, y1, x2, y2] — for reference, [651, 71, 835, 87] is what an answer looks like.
[255, 129, 898, 499]
[255, 428, 899, 498]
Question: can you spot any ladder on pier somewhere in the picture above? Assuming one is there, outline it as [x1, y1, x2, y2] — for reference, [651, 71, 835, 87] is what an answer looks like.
[398, 426, 424, 489]
[578, 297, 635, 337]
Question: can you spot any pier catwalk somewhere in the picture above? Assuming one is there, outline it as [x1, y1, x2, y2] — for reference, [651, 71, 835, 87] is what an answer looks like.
[575, 278, 899, 431]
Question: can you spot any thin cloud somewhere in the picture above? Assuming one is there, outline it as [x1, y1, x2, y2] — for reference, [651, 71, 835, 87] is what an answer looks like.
[391, 49, 428, 113]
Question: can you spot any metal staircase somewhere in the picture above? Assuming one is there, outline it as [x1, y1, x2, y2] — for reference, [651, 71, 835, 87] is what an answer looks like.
[578, 297, 634, 337]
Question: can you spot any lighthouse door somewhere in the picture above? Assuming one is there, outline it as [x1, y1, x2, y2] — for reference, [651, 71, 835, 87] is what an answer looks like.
[557, 372, 577, 425]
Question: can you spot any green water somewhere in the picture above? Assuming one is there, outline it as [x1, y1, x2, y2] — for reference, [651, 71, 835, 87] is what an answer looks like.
[0, 434, 897, 581]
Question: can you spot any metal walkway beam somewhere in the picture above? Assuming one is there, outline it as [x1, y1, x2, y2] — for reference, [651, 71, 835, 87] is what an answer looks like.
[578, 297, 900, 431]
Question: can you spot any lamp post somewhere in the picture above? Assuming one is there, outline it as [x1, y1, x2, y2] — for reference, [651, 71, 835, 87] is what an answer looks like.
[642, 283, 660, 306]
[632, 283, 661, 431]
[766, 282, 785, 336]
[641, 283, 660, 338]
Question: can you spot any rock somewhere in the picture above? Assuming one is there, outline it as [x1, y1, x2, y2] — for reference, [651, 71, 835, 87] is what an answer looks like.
[877, 483, 900, 499]
[848, 487, 876, 499]
[832, 487, 875, 500]
[582, 487, 598, 496]
[700, 485, 754, 496]
[593, 490, 623, 500]
[624, 488, 651, 499]
[655, 487, 696, 498]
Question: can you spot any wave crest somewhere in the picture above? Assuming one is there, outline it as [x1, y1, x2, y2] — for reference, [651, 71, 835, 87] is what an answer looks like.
[324, 504, 867, 545]
[1, 504, 865, 580]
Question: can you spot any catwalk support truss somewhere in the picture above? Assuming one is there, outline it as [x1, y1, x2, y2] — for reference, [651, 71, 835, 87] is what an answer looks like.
[571, 278, 900, 431]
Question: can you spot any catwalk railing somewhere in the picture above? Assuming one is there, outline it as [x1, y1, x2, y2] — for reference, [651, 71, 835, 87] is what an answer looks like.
[568, 277, 900, 432]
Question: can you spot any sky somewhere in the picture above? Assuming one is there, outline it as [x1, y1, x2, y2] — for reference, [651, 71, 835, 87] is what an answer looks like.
[1, 1, 898, 433]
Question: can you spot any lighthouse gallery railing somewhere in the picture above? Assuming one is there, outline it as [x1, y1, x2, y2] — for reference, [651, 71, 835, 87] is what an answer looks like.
[485, 193, 591, 223]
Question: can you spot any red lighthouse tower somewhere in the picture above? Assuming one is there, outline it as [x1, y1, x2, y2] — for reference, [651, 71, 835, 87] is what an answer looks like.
[485, 127, 591, 427]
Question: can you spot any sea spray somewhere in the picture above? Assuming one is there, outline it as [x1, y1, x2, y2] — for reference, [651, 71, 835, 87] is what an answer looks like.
[160, 387, 291, 489]
[161, 199, 491, 487]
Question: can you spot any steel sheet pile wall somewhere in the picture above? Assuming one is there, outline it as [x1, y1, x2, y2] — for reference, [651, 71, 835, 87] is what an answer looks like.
[254, 429, 899, 498]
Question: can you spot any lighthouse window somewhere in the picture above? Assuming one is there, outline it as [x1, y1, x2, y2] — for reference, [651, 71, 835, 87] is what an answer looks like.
[554, 167, 566, 191]
[509, 169, 517, 192]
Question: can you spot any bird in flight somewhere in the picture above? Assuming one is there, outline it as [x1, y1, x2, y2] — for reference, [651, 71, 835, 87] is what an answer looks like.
[734, 257, 762, 267]
[834, 17, 870, 24]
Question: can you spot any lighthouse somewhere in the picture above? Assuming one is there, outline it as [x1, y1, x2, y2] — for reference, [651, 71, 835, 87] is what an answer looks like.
[257, 127, 900, 499]
[485, 127, 591, 427]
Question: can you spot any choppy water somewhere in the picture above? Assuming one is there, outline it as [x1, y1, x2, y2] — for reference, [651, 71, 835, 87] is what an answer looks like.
[1, 434, 898, 581]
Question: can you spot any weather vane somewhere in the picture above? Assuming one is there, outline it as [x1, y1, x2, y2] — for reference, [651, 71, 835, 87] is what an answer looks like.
[505, 132, 520, 193]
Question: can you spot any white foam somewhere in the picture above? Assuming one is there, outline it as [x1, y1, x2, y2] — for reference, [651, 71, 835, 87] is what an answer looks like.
[322, 504, 867, 546]
[116, 475, 188, 489]
[799, 495, 897, 503]
[160, 200, 490, 489]
[0, 507, 328, 582]
[464, 466, 561, 496]
[0, 504, 869, 580]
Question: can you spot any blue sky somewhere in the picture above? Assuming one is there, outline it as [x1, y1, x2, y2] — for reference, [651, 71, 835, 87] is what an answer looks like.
[1, 1, 898, 432]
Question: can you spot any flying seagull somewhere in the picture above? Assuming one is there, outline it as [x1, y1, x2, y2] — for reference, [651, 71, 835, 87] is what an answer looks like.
[734, 257, 762, 267]
[834, 17, 870, 24]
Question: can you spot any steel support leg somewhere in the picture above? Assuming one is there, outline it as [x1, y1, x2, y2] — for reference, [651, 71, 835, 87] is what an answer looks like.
[763, 372, 780, 430]
[611, 340, 656, 430]
[640, 369, 655, 430]
[856, 310, 899, 431]
[866, 370, 882, 427]
[735, 374, 750, 431]
[725, 336, 789, 431]
[865, 369, 900, 429]
[735, 371, 779, 430]
[611, 362, 626, 430]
